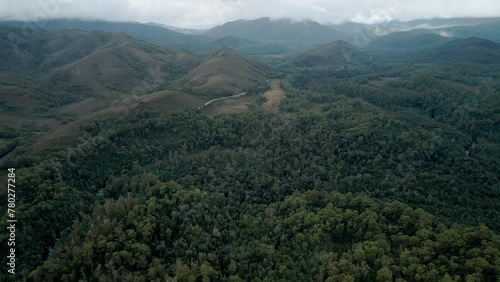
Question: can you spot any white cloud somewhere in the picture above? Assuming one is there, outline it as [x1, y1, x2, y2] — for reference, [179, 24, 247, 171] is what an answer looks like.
[0, 0, 499, 28]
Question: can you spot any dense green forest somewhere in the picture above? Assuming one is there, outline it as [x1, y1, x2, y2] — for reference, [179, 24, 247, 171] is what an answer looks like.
[1, 20, 500, 281]
[3, 78, 500, 280]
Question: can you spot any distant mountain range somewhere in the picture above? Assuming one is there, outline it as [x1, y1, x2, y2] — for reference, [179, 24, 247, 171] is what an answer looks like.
[205, 17, 349, 43]
[1, 17, 499, 57]
[373, 17, 500, 32]
[0, 19, 315, 56]
[203, 17, 500, 45]
[0, 19, 205, 49]
[368, 31, 452, 50]
[291, 36, 500, 67]
[411, 37, 500, 64]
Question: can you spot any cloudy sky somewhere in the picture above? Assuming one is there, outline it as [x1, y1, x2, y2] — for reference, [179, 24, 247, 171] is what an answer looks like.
[0, 0, 499, 29]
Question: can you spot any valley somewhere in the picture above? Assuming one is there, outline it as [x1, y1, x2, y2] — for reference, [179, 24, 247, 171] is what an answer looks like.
[0, 16, 499, 281]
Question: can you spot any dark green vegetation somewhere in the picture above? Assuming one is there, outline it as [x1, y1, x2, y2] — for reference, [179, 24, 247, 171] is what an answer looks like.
[1, 19, 500, 281]
[367, 32, 452, 51]
[290, 41, 366, 69]
[412, 38, 500, 64]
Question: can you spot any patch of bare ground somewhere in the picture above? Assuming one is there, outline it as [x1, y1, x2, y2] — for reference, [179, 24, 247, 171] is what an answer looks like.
[263, 79, 285, 111]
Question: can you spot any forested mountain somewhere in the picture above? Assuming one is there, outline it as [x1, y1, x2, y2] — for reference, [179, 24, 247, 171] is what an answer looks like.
[291, 40, 367, 69]
[365, 20, 500, 46]
[206, 17, 349, 43]
[0, 19, 204, 49]
[378, 17, 500, 32]
[0, 20, 250, 55]
[0, 26, 198, 125]
[411, 37, 500, 64]
[2, 17, 500, 57]
[1, 17, 500, 282]
[364, 32, 500, 64]
[434, 21, 500, 43]
[0, 19, 319, 56]
[368, 31, 452, 50]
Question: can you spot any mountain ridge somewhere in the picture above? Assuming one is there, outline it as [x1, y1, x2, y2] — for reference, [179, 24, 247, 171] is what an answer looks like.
[182, 45, 267, 95]
[411, 37, 500, 63]
[205, 17, 349, 43]
[291, 40, 366, 69]
[0, 25, 269, 149]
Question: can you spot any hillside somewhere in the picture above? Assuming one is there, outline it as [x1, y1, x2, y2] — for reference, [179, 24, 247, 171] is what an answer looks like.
[291, 40, 366, 69]
[204, 36, 290, 56]
[379, 17, 500, 32]
[0, 26, 199, 118]
[0, 19, 207, 51]
[0, 26, 271, 154]
[368, 31, 452, 50]
[206, 17, 347, 43]
[436, 21, 500, 43]
[327, 17, 500, 46]
[182, 46, 267, 95]
[412, 37, 500, 63]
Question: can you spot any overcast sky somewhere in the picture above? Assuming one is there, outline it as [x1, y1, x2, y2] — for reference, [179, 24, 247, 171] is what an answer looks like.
[0, 0, 499, 29]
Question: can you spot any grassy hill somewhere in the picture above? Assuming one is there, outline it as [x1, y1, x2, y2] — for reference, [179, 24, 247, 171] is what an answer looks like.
[1, 26, 200, 118]
[182, 46, 267, 95]
[0, 26, 272, 154]
[291, 40, 367, 69]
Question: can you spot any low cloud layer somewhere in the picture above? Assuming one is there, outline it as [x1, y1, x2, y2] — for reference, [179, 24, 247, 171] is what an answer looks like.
[1, 0, 499, 28]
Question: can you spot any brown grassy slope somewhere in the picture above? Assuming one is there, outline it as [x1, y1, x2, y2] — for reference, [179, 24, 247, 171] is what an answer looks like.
[0, 27, 203, 154]
[1, 27, 200, 118]
[182, 46, 266, 95]
[1, 27, 273, 154]
[37, 31, 199, 97]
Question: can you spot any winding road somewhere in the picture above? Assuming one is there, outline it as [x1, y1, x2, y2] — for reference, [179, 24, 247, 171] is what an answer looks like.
[198, 91, 247, 110]
[0, 146, 18, 167]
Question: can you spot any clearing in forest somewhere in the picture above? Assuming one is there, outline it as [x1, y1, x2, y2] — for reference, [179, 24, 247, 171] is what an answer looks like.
[263, 79, 285, 111]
